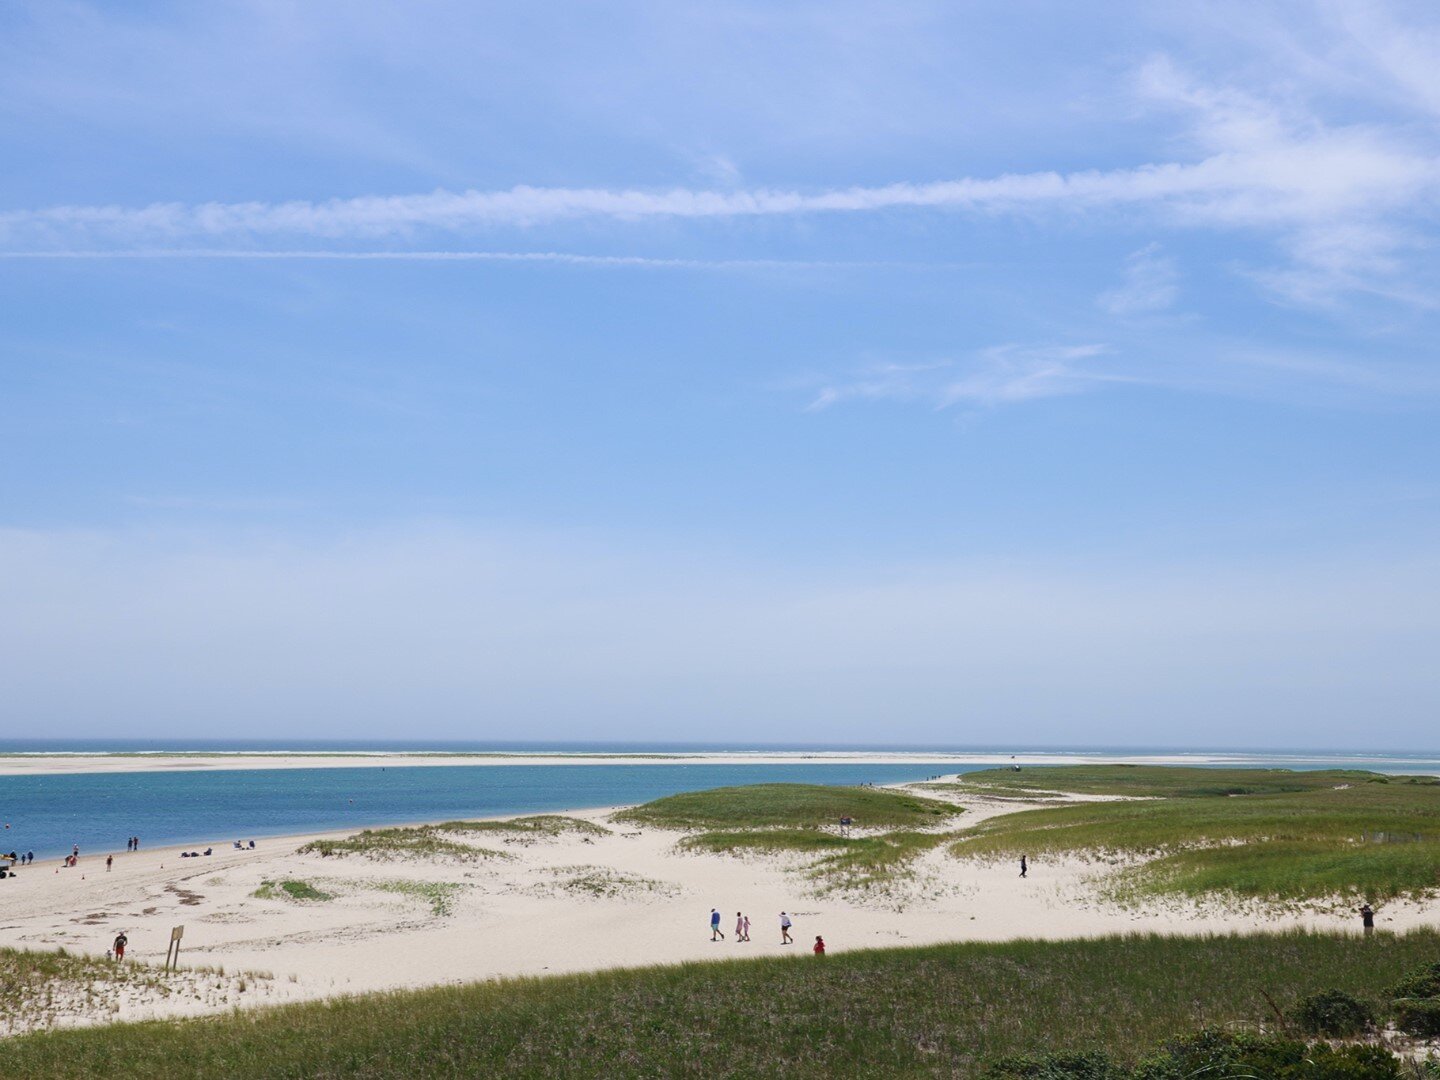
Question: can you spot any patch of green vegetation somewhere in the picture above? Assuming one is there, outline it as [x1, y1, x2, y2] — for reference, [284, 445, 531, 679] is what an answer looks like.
[0, 948, 173, 1035]
[614, 783, 960, 830]
[298, 826, 511, 862]
[639, 785, 962, 892]
[1107, 838, 1440, 903]
[954, 764, 1416, 799]
[950, 774, 1440, 902]
[804, 830, 956, 893]
[252, 880, 332, 902]
[6, 931, 1440, 1077]
[437, 815, 611, 838]
[687, 829, 962, 892]
[679, 828, 854, 856]
[987, 1029, 1401, 1079]
[545, 867, 675, 899]
[371, 880, 465, 917]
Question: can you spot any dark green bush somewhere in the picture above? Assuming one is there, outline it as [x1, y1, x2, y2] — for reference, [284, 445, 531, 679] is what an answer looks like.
[1133, 1030, 1398, 1080]
[1291, 988, 1376, 1036]
[1388, 961, 1440, 1000]
[1393, 996, 1440, 1038]
[990, 1031, 1400, 1080]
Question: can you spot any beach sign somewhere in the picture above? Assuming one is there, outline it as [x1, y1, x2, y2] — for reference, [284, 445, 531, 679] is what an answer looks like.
[166, 924, 185, 971]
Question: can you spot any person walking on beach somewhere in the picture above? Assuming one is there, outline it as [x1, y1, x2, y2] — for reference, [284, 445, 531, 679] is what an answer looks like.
[1359, 903, 1375, 936]
[711, 908, 725, 941]
[112, 932, 127, 961]
[1019, 855, 1028, 878]
[735, 912, 745, 941]
[106, 854, 113, 872]
[742, 913, 751, 941]
[780, 911, 793, 944]
[813, 935, 825, 955]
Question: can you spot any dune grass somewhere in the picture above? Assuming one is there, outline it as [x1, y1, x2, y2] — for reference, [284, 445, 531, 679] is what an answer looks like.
[951, 764, 1405, 798]
[298, 826, 510, 862]
[614, 783, 960, 831]
[252, 879, 332, 902]
[679, 828, 956, 892]
[370, 880, 465, 917]
[949, 767, 1440, 902]
[628, 784, 962, 893]
[7, 930, 1439, 1078]
[435, 815, 610, 838]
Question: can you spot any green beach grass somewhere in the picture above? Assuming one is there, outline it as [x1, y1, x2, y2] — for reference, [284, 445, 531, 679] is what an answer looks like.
[947, 766, 1440, 902]
[7, 931, 1440, 1078]
[613, 782, 959, 830]
[297, 825, 511, 862]
[435, 814, 610, 838]
[950, 764, 1395, 798]
[252, 879, 332, 902]
[621, 783, 962, 892]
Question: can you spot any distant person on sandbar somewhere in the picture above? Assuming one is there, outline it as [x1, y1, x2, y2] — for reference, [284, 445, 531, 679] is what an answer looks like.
[106, 854, 113, 872]
[1359, 903, 1375, 936]
[711, 908, 725, 941]
[813, 935, 825, 955]
[780, 911, 793, 944]
[1020, 855, 1027, 878]
[112, 932, 127, 961]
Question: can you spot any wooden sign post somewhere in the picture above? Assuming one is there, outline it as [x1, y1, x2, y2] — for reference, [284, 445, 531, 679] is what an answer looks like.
[165, 925, 184, 971]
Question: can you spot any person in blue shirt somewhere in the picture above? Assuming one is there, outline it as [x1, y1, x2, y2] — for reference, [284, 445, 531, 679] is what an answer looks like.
[710, 908, 725, 941]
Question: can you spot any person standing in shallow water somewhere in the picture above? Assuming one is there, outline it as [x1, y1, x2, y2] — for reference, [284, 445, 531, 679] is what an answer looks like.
[1359, 903, 1375, 936]
[710, 908, 725, 941]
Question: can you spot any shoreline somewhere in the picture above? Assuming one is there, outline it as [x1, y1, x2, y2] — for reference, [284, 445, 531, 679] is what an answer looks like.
[5, 749, 1440, 777]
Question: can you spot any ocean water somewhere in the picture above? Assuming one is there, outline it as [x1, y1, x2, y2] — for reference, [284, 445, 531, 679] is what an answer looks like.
[4, 744, 1438, 862]
[0, 762, 970, 861]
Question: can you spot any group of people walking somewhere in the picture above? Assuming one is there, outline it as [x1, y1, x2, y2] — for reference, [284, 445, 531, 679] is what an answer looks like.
[709, 908, 821, 952]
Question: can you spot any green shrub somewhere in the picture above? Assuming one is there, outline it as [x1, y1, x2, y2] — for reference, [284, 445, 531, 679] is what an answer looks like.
[1387, 960, 1440, 1000]
[1291, 988, 1375, 1036]
[1134, 1030, 1398, 1080]
[1393, 996, 1440, 1038]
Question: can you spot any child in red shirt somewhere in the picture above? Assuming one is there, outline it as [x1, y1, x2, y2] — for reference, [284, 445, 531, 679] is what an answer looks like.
[813, 935, 825, 955]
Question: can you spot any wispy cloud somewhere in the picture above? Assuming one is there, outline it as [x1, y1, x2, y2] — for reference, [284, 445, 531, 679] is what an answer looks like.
[2, 56, 1432, 307]
[1098, 243, 1179, 314]
[807, 345, 1116, 411]
[0, 249, 936, 271]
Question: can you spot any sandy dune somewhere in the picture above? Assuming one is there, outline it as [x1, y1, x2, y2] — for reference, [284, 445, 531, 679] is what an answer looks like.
[4, 784, 1436, 1034]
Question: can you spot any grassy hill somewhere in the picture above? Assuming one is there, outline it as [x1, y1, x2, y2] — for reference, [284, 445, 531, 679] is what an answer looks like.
[945, 766, 1440, 902]
[7, 931, 1439, 1078]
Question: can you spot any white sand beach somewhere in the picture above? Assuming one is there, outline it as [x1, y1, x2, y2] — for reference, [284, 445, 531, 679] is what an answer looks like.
[0, 750, 1428, 777]
[4, 781, 1436, 1035]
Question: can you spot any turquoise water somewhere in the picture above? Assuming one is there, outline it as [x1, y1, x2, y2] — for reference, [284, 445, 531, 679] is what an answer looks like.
[5, 744, 1438, 862]
[1, 762, 969, 860]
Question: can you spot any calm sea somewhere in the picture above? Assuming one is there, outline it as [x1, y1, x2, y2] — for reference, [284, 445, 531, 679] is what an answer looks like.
[1, 761, 973, 860]
[3, 743, 1438, 861]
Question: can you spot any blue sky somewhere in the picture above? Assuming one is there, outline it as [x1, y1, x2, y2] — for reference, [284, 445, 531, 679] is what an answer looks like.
[2, 1, 1438, 747]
